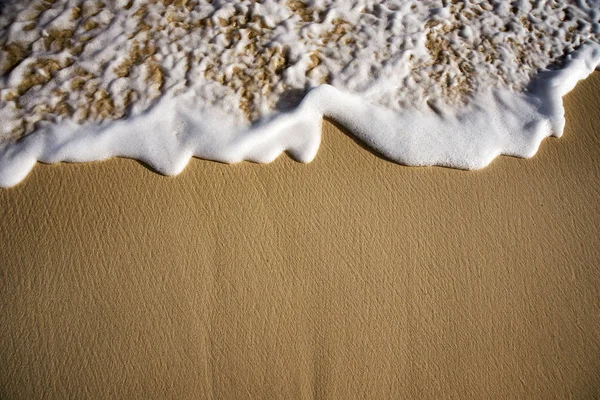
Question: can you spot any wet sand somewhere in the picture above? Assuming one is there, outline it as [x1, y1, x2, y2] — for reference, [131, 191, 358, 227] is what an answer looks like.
[1, 73, 599, 399]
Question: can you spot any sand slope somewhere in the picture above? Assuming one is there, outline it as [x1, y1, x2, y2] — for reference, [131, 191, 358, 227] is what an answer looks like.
[1, 73, 599, 399]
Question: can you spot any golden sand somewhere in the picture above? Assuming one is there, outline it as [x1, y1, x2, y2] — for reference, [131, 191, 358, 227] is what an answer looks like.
[0, 73, 599, 398]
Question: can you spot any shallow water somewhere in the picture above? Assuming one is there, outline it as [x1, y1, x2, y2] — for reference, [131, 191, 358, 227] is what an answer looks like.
[0, 0, 599, 187]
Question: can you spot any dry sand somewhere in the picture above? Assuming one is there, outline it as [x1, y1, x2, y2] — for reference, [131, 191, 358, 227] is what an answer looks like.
[1, 73, 600, 399]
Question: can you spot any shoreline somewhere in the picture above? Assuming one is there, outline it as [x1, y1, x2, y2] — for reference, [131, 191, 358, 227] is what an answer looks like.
[1, 48, 599, 188]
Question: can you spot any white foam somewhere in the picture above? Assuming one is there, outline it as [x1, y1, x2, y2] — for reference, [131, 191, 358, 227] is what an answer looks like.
[0, 0, 599, 187]
[0, 43, 598, 188]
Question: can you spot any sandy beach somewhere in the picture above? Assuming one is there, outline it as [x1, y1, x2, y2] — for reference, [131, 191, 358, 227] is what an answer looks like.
[1, 72, 599, 398]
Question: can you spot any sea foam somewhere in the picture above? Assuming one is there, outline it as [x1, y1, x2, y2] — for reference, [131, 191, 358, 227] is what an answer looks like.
[0, 0, 599, 187]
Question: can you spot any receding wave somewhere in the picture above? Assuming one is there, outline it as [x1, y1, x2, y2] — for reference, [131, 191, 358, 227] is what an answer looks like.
[0, 0, 598, 187]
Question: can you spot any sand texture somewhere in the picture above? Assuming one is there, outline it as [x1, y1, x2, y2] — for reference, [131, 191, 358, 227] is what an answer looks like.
[1, 73, 600, 398]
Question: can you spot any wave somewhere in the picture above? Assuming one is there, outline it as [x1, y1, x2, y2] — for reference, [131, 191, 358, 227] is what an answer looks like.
[0, 43, 598, 187]
[0, 0, 599, 187]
